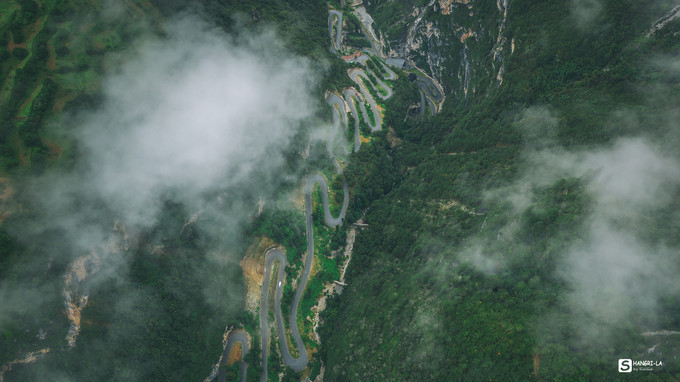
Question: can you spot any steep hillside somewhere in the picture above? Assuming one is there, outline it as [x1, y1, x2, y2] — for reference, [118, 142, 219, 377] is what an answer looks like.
[0, 1, 333, 381]
[364, 0, 511, 99]
[1, 0, 679, 381]
[319, 1, 680, 380]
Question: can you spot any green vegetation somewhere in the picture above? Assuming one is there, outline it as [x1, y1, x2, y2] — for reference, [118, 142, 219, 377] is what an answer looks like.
[364, 0, 425, 41]
[2, 0, 680, 380]
[0, 197, 239, 381]
[363, 68, 388, 96]
[357, 110, 372, 136]
[356, 72, 384, 103]
[363, 99, 377, 127]
[0, 0, 157, 173]
[345, 111, 355, 150]
[0, 0, 344, 380]
[342, 10, 371, 51]
[319, 1, 680, 380]
[368, 54, 388, 76]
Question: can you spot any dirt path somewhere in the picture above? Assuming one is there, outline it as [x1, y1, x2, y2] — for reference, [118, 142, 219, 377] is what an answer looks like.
[46, 41, 57, 70]
[8, 32, 28, 52]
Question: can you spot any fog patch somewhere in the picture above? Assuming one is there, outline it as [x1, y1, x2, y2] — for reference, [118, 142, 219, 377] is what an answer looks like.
[77, 15, 317, 228]
[570, 0, 603, 31]
[543, 139, 680, 337]
[468, 105, 680, 348]
[515, 105, 559, 151]
[0, 13, 320, 372]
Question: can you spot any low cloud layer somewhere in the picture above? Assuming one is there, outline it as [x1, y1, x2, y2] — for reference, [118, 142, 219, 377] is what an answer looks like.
[18, 15, 321, 257]
[1, 14, 320, 364]
[570, 0, 603, 31]
[467, 103, 680, 348]
[75, 16, 316, 227]
[531, 136, 680, 329]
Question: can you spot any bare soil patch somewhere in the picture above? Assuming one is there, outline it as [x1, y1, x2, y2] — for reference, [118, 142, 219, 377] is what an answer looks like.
[241, 236, 276, 313]
[225, 343, 242, 366]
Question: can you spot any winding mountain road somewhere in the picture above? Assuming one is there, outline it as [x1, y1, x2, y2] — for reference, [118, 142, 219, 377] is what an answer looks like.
[217, 9, 402, 381]
[329, 10, 343, 54]
[256, 54, 384, 378]
[380, 61, 397, 80]
[413, 72, 444, 116]
[355, 53, 397, 80]
[259, 172, 349, 380]
[327, 93, 353, 156]
[259, 248, 305, 378]
[348, 68, 383, 131]
[218, 330, 249, 382]
[353, 54, 394, 99]
[342, 88, 362, 152]
[257, 88, 352, 379]
[351, 66, 393, 100]
[415, 75, 443, 102]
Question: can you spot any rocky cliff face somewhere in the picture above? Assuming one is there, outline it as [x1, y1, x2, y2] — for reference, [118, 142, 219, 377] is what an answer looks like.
[365, 0, 513, 101]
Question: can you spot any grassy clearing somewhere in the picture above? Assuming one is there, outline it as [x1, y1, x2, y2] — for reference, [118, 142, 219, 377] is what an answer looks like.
[92, 30, 121, 50]
[54, 70, 98, 92]
[17, 82, 44, 119]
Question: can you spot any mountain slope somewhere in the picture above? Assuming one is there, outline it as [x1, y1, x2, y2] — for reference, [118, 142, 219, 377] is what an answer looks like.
[319, 1, 680, 380]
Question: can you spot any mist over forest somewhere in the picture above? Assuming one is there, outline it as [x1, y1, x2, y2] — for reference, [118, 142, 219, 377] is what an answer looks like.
[0, 6, 326, 380]
[1, 0, 680, 381]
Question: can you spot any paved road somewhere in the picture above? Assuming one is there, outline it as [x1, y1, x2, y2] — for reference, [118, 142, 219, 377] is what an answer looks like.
[218, 330, 249, 382]
[308, 174, 349, 227]
[354, 54, 370, 66]
[260, 248, 307, 379]
[348, 13, 444, 114]
[342, 89, 362, 152]
[415, 75, 443, 102]
[352, 64, 393, 100]
[259, 176, 348, 378]
[327, 94, 353, 156]
[413, 73, 442, 115]
[328, 10, 343, 54]
[348, 68, 383, 131]
[247, 10, 408, 380]
[424, 91, 436, 117]
[379, 61, 397, 80]
[212, 8, 439, 382]
[358, 23, 382, 57]
[258, 91, 350, 378]
[356, 53, 397, 81]
[343, 54, 397, 142]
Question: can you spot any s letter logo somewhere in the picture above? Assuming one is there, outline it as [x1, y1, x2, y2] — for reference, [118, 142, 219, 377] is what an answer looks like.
[618, 359, 632, 373]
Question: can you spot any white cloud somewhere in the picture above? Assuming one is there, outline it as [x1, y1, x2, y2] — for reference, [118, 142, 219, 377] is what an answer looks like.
[570, 0, 603, 31]
[76, 17, 317, 227]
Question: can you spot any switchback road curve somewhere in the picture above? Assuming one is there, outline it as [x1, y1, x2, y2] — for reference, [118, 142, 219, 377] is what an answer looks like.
[218, 330, 248, 382]
[218, 9, 396, 381]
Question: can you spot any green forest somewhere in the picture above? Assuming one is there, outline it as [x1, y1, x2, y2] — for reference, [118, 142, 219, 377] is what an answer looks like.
[319, 1, 680, 381]
[1, 0, 679, 381]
